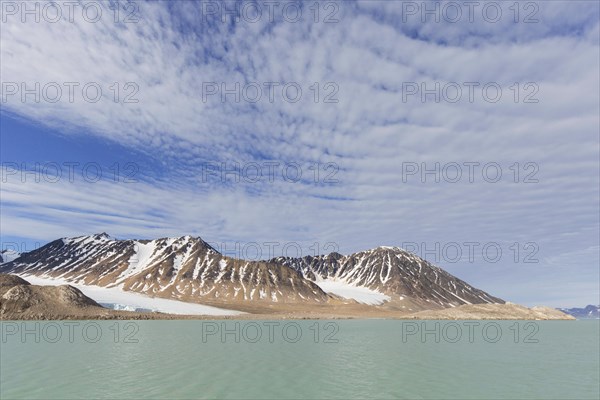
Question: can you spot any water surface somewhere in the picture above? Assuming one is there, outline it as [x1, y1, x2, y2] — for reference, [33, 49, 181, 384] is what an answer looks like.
[1, 320, 598, 399]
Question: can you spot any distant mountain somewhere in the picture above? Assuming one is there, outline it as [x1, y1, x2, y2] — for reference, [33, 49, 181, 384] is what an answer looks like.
[0, 234, 328, 304]
[273, 246, 504, 309]
[557, 305, 600, 319]
[1, 234, 504, 310]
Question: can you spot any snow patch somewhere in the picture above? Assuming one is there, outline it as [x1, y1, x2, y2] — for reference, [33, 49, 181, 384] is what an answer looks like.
[120, 241, 158, 282]
[19, 274, 245, 316]
[314, 279, 390, 305]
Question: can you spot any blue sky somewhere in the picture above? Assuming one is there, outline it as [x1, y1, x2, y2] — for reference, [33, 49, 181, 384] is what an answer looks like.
[1, 0, 599, 307]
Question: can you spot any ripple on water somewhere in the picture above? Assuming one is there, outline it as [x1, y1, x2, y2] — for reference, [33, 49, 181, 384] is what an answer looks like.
[1, 320, 598, 399]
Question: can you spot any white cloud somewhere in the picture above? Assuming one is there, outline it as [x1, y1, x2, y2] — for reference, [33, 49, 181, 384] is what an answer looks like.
[1, 1, 598, 306]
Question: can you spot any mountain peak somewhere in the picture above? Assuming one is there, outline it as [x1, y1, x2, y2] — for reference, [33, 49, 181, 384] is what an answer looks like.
[558, 305, 600, 319]
[66, 233, 217, 249]
[1, 234, 504, 309]
[0, 234, 327, 304]
[373, 245, 403, 251]
[276, 244, 504, 307]
[153, 235, 219, 253]
[360, 246, 412, 256]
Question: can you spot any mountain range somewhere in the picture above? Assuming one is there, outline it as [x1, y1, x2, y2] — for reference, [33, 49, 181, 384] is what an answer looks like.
[0, 233, 504, 312]
[557, 305, 600, 319]
[272, 248, 503, 308]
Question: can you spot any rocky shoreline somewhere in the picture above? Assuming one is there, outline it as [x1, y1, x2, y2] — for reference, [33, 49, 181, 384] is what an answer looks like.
[1, 274, 574, 321]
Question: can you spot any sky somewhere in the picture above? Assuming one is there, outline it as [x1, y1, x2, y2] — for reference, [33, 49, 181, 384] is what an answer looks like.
[0, 0, 599, 307]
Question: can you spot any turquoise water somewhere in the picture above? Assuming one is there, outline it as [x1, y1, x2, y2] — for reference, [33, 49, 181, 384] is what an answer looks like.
[1, 320, 598, 399]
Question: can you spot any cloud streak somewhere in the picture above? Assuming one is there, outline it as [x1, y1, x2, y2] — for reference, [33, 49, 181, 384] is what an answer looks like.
[1, 0, 598, 307]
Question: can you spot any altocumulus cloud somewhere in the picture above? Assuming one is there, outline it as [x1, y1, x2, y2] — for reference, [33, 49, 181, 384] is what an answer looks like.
[0, 0, 598, 307]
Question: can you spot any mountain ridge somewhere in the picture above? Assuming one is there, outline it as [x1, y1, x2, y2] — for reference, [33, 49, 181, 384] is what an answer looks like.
[557, 305, 600, 319]
[1, 234, 329, 304]
[1, 233, 504, 310]
[272, 246, 504, 308]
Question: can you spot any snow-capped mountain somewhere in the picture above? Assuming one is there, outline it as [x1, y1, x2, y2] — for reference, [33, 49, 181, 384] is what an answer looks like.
[0, 249, 21, 264]
[0, 234, 328, 303]
[273, 246, 504, 308]
[1, 234, 504, 309]
[557, 305, 600, 319]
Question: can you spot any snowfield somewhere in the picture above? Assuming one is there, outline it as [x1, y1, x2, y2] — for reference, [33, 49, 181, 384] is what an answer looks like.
[314, 279, 390, 305]
[19, 274, 245, 316]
